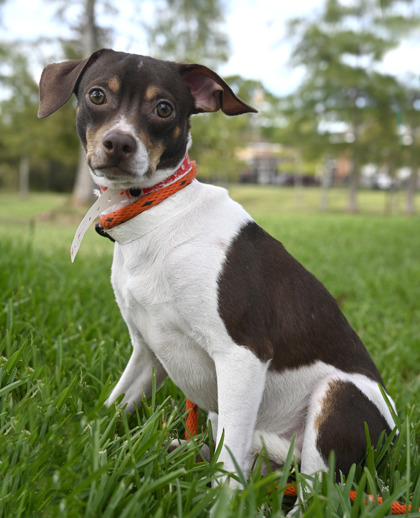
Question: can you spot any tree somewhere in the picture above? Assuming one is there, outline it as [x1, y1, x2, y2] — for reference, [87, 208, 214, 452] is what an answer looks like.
[399, 78, 420, 214]
[0, 44, 80, 193]
[0, 46, 42, 195]
[189, 77, 262, 181]
[144, 0, 229, 67]
[284, 0, 420, 212]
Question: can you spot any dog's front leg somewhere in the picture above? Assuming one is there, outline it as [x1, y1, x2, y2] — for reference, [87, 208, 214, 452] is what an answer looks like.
[106, 337, 167, 413]
[213, 346, 269, 487]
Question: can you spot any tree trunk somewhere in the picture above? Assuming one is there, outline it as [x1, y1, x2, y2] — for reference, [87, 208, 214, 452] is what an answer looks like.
[19, 153, 30, 199]
[84, 0, 98, 55]
[384, 161, 397, 215]
[320, 158, 333, 211]
[295, 154, 303, 209]
[71, 0, 98, 206]
[72, 147, 96, 206]
[385, 186, 398, 215]
[347, 97, 361, 214]
[347, 157, 359, 213]
[405, 166, 418, 215]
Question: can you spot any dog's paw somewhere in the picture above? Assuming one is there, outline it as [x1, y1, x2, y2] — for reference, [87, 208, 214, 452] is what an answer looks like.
[166, 438, 211, 462]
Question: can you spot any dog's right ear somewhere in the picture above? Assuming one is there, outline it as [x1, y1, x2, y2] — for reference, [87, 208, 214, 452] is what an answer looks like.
[38, 49, 106, 118]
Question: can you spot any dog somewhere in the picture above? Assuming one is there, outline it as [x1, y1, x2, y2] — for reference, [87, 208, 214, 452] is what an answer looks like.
[38, 48, 396, 485]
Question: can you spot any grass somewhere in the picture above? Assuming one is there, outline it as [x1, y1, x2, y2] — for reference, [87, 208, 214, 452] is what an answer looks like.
[0, 187, 419, 517]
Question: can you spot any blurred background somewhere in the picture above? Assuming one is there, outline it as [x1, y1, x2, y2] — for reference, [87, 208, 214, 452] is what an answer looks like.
[0, 0, 419, 213]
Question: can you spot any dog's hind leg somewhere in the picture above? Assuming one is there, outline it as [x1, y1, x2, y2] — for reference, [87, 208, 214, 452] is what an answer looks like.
[300, 374, 394, 479]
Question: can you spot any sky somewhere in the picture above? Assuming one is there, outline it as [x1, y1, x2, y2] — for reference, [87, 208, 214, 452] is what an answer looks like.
[1, 0, 420, 97]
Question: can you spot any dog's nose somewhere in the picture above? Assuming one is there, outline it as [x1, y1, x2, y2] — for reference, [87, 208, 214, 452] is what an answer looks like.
[102, 131, 137, 161]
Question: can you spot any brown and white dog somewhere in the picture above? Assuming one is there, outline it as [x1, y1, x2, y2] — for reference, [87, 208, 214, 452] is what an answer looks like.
[38, 49, 396, 485]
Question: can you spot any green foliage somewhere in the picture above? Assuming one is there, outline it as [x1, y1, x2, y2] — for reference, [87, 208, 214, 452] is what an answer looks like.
[282, 0, 420, 182]
[51, 0, 114, 57]
[190, 111, 256, 182]
[0, 191, 419, 516]
[145, 0, 229, 68]
[0, 44, 80, 191]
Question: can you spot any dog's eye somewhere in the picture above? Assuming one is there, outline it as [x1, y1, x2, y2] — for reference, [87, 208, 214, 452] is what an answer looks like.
[89, 89, 106, 105]
[155, 101, 173, 118]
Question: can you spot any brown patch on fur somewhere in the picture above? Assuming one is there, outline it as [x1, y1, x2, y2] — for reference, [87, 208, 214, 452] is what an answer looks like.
[217, 222, 384, 382]
[173, 126, 181, 139]
[314, 380, 338, 432]
[108, 77, 121, 93]
[145, 86, 160, 102]
[315, 379, 391, 477]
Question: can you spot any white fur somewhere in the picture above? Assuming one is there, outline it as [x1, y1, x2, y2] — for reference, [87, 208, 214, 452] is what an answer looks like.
[104, 171, 396, 484]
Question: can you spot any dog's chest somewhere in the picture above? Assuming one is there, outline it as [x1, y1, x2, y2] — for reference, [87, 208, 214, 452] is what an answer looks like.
[109, 182, 252, 338]
[109, 182, 252, 407]
[112, 240, 222, 409]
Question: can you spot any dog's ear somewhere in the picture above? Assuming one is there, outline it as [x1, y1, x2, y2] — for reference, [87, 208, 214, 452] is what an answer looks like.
[38, 49, 107, 118]
[179, 64, 258, 116]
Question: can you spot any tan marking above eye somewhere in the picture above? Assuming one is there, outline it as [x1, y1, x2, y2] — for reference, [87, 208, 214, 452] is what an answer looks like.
[107, 77, 121, 93]
[145, 86, 161, 101]
[173, 126, 181, 139]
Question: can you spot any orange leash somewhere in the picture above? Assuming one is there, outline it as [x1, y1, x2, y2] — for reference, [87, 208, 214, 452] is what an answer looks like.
[99, 160, 197, 230]
[183, 399, 417, 515]
[347, 489, 416, 514]
[281, 485, 416, 515]
[184, 398, 199, 440]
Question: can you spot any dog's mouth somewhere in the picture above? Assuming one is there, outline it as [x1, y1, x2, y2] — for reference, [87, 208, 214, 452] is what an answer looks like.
[90, 166, 151, 194]
[91, 164, 138, 178]
[90, 162, 157, 189]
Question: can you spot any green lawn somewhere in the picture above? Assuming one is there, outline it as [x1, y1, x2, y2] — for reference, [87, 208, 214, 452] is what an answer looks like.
[0, 187, 419, 517]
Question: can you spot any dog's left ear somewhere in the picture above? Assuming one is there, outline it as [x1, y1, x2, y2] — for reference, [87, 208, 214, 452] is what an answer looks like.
[179, 64, 258, 116]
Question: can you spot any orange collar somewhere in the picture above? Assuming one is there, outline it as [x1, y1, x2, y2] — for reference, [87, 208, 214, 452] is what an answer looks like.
[98, 154, 197, 230]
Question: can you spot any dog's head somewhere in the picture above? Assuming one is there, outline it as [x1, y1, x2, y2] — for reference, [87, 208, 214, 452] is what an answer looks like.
[38, 49, 257, 189]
